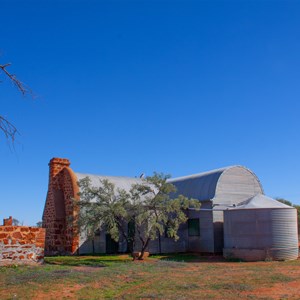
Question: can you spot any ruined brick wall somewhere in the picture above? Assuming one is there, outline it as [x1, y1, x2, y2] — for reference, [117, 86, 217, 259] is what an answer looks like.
[42, 158, 79, 255]
[3, 216, 13, 226]
[0, 226, 45, 265]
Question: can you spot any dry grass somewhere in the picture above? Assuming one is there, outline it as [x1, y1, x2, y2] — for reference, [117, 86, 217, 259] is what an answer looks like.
[1, 254, 300, 299]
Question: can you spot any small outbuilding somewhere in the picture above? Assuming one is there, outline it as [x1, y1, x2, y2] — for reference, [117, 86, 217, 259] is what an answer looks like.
[223, 194, 299, 261]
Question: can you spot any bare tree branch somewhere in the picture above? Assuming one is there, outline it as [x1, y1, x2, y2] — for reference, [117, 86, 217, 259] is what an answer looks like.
[0, 62, 33, 144]
[0, 63, 32, 96]
[0, 115, 19, 143]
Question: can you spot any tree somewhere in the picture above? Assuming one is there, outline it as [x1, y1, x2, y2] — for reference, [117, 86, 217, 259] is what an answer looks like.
[36, 221, 43, 228]
[275, 197, 293, 207]
[129, 173, 200, 259]
[0, 62, 32, 144]
[76, 177, 132, 251]
[12, 218, 22, 226]
[76, 173, 200, 260]
[294, 205, 300, 228]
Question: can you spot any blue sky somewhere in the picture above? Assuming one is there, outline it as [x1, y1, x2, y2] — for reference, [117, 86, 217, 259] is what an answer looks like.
[1, 0, 300, 225]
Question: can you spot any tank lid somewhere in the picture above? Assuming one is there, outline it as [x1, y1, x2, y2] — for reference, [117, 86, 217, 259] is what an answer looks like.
[230, 194, 293, 210]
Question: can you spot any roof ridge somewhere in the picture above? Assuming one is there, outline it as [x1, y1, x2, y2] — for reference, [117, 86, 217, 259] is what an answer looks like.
[168, 165, 237, 182]
[75, 172, 139, 180]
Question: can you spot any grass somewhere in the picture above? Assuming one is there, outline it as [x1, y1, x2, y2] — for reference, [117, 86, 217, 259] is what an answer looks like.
[1, 254, 300, 299]
[150, 253, 202, 262]
[45, 253, 132, 266]
[210, 282, 253, 291]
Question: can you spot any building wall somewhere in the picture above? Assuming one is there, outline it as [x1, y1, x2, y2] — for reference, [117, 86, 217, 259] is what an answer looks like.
[0, 225, 45, 265]
[78, 230, 107, 254]
[77, 208, 208, 255]
[78, 225, 189, 255]
[212, 166, 264, 252]
[144, 222, 188, 254]
[223, 208, 299, 261]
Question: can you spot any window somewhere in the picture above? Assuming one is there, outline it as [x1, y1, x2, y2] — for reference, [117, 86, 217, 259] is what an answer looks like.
[128, 220, 135, 238]
[188, 218, 200, 236]
[127, 220, 135, 253]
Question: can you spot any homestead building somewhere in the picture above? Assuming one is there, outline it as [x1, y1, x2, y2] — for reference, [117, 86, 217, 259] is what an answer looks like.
[43, 157, 266, 256]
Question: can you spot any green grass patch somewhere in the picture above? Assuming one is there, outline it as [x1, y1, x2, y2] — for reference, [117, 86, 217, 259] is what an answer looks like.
[269, 273, 293, 283]
[45, 254, 132, 266]
[1, 255, 300, 300]
[1, 265, 88, 286]
[150, 253, 204, 262]
[210, 282, 253, 291]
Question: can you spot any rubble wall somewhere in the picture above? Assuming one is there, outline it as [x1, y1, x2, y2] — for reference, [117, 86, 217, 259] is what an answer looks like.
[0, 226, 45, 265]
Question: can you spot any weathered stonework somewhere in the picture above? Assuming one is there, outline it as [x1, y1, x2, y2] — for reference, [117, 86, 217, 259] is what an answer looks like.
[3, 216, 13, 226]
[0, 225, 45, 265]
[42, 158, 79, 255]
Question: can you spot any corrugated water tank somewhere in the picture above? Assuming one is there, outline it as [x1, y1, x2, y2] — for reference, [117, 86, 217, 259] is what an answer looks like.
[223, 194, 299, 261]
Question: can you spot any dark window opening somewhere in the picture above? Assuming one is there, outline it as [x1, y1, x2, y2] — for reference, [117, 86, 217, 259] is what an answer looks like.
[188, 218, 200, 236]
[127, 220, 135, 253]
[106, 234, 119, 254]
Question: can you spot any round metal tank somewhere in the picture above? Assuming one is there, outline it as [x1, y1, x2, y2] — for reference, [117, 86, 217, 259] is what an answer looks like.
[223, 194, 299, 261]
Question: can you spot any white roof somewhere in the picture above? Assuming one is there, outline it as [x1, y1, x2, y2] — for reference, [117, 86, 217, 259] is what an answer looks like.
[75, 173, 143, 192]
[231, 194, 293, 210]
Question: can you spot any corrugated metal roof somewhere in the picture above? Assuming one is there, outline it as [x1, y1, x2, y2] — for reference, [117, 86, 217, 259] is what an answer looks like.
[75, 173, 157, 203]
[75, 173, 144, 192]
[230, 194, 293, 209]
[168, 166, 233, 201]
[75, 165, 262, 203]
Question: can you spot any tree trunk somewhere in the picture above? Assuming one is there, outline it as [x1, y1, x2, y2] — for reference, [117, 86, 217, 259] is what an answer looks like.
[130, 238, 136, 260]
[138, 238, 150, 260]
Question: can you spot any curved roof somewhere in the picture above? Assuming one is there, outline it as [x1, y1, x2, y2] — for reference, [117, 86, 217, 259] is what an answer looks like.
[76, 168, 228, 199]
[168, 167, 228, 201]
[168, 165, 263, 202]
[230, 194, 293, 210]
[75, 165, 263, 204]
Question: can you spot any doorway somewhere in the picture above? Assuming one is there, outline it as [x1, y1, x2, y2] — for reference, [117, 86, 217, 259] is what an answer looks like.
[105, 234, 119, 254]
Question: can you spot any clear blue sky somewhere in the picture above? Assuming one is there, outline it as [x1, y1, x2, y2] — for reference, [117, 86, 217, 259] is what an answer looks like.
[1, 0, 300, 225]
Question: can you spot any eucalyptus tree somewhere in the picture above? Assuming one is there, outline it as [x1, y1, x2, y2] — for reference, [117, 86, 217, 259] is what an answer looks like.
[76, 173, 200, 260]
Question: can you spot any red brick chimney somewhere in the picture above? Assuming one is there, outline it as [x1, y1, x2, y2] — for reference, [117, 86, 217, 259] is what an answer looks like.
[49, 157, 71, 180]
[3, 216, 13, 226]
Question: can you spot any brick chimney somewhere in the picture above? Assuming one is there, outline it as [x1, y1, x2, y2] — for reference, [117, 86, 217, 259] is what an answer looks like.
[49, 157, 71, 180]
[3, 216, 13, 226]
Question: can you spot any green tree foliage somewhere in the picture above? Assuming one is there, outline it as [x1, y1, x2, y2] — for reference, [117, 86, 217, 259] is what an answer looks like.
[12, 218, 23, 226]
[76, 173, 200, 260]
[294, 205, 300, 226]
[36, 221, 43, 228]
[76, 177, 132, 245]
[275, 198, 293, 207]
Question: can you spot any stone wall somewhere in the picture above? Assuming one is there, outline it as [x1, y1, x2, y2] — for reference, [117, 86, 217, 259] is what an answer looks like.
[42, 158, 79, 255]
[0, 225, 45, 265]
